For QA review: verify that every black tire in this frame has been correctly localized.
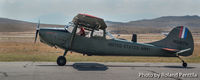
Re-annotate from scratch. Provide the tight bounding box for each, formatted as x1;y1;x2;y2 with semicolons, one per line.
182;62;187;68
57;56;66;66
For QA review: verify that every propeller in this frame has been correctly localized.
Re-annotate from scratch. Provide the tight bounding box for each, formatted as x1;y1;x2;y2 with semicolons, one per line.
34;20;40;43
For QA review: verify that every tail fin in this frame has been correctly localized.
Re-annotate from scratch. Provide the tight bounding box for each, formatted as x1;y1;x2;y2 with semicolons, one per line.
150;26;194;56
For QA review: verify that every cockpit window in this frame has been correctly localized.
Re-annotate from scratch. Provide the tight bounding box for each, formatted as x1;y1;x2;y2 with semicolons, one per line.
93;30;103;37
64;22;114;39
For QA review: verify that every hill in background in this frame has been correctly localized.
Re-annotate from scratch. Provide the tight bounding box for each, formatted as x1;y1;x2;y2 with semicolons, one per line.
0;18;63;32
106;15;200;34
0;15;200;33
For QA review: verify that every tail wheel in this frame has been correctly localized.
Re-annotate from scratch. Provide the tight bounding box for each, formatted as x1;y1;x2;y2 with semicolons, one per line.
57;56;66;66
177;56;187;68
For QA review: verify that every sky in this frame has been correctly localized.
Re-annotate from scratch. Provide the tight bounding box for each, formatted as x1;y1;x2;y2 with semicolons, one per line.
0;0;200;25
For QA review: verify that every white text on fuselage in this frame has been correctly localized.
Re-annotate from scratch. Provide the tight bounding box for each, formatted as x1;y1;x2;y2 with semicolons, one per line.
108;43;150;51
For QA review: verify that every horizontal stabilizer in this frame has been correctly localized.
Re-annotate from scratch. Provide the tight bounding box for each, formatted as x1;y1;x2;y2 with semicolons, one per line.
176;48;191;54
162;48;191;55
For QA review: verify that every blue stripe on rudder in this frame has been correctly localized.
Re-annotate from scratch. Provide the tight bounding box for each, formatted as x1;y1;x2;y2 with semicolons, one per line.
184;28;188;39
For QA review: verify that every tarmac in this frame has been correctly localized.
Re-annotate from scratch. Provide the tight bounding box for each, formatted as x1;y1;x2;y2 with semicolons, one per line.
0;62;199;80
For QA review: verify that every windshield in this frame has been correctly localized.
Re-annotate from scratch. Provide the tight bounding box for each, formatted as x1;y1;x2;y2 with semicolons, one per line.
64;22;75;33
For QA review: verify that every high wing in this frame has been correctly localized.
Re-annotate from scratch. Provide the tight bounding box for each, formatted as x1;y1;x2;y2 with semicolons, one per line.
72;13;107;30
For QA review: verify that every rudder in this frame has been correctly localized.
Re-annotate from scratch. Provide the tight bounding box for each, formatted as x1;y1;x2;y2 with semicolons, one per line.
150;26;194;56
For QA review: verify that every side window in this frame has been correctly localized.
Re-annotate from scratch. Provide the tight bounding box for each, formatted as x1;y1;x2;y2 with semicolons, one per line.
93;30;104;37
106;31;115;39
76;27;90;38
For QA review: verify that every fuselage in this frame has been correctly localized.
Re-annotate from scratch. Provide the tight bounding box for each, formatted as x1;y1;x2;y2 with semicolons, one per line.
39;28;177;57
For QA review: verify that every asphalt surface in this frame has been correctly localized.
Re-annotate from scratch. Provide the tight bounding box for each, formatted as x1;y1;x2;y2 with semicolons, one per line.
0;62;199;80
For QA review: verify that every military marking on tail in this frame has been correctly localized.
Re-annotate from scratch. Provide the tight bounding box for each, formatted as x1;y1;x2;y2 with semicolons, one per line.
173;40;189;46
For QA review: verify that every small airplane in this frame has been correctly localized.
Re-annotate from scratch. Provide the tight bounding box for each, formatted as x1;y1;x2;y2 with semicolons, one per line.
34;14;194;68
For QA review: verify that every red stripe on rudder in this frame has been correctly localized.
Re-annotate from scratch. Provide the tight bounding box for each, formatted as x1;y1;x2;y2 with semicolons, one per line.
179;26;183;38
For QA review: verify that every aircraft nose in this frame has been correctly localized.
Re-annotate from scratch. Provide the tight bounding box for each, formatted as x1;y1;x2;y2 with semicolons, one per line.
38;29;46;42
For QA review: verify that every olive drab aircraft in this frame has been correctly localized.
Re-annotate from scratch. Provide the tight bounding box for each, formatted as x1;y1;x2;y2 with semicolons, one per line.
34;14;194;68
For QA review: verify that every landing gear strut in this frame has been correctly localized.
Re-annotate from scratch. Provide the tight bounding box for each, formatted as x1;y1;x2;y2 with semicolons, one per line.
177;56;187;68
57;50;68;66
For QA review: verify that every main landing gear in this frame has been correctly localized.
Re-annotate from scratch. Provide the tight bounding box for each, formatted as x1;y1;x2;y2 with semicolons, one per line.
177;56;187;68
57;50;68;66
